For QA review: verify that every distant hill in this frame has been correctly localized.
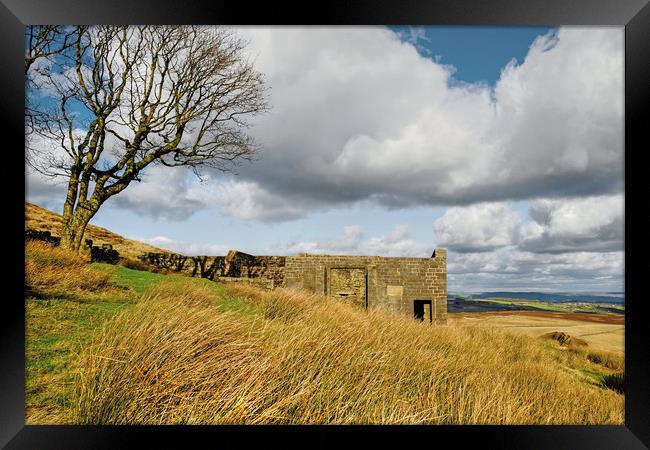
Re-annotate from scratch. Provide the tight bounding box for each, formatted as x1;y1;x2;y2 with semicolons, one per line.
458;291;625;305
25;202;172;260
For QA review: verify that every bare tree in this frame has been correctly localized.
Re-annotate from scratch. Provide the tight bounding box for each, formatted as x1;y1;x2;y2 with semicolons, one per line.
26;26;268;251
25;26;77;74
25;26;78;135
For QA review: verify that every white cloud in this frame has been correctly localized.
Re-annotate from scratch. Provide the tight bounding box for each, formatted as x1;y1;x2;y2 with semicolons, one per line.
400;26;430;46
271;224;430;257
433;195;624;254
29;27;623;224
139;235;233;256
139;223;430;258
436;194;625;290
278;225;364;255
451;250;624;292
209;179;324;222
519;194;624;253
213;26;623;221
396;26;433;55
362;224;432;257
136;214;623;291
108;165;208;221
434;202;522;252
25;168;67;213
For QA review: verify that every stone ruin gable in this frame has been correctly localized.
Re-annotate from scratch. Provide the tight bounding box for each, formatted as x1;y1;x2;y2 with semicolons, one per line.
282;249;447;323
219;250;286;288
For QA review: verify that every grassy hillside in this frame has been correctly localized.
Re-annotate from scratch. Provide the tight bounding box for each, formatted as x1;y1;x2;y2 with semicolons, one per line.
25;241;624;425
25;202;171;260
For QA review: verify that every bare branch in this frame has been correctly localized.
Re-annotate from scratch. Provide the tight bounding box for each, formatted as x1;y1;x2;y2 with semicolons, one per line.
25;25;269;251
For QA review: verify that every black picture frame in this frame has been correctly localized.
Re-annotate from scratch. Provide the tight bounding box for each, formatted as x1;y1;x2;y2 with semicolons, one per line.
3;0;648;447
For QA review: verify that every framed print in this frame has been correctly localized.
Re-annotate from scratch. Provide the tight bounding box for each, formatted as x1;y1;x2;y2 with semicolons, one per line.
3;0;649;447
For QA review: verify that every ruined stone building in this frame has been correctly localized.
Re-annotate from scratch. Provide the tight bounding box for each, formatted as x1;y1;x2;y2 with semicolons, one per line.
139;248;448;324
26;226;447;322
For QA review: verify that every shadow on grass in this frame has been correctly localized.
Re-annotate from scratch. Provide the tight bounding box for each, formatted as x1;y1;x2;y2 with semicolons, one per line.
601;372;624;394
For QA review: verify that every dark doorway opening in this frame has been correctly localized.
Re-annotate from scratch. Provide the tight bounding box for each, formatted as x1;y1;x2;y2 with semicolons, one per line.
414;300;433;323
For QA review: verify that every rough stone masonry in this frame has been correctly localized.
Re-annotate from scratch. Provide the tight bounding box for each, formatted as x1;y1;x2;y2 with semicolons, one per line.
140;248;448;324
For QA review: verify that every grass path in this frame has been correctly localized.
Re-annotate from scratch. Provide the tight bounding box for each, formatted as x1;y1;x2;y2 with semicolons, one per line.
26;250;262;423
26;258;184;423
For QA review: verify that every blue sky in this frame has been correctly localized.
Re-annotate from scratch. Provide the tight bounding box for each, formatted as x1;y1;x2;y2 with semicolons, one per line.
26;26;624;292
390;26;555;85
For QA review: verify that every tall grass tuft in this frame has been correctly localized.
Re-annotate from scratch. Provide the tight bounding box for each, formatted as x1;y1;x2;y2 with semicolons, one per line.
26;241;112;295
72;283;624;425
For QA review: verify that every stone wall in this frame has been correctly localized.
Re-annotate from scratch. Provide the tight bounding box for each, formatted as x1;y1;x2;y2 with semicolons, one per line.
25;229;61;246
283;250;447;323
139;247;447;323
27;227;448;322
86;242;120;264
138;250;287;288
26;228;120;264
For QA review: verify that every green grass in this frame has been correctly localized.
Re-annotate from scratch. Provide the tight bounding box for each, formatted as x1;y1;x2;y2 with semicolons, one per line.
101;262;260;316
214;290;263;316
476;298;515;306
92;263;172;295
479;298;569;312
26;298;136;422
579;368;606;383
523;302;569;312
479;297;620;314
26;246;160;423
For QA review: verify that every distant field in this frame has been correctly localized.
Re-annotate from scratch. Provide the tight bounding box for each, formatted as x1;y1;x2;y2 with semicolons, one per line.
465;291;625;304
448;296;625;315
448;312;624;354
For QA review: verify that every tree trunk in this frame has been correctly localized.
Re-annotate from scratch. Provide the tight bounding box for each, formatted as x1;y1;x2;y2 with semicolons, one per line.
59;205;96;252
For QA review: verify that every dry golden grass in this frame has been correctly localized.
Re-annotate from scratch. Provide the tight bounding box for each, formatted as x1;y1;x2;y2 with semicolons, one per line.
73;283;624;425
25;202;171;260
577;347;624;372
26;241;113;295
25;238;624;425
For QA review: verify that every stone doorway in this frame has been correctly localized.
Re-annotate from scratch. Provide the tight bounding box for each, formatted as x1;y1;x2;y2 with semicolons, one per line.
329;268;367;309
414;300;433;323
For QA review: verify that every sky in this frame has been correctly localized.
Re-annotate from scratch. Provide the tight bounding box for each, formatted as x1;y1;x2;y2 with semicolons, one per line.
26;26;625;293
